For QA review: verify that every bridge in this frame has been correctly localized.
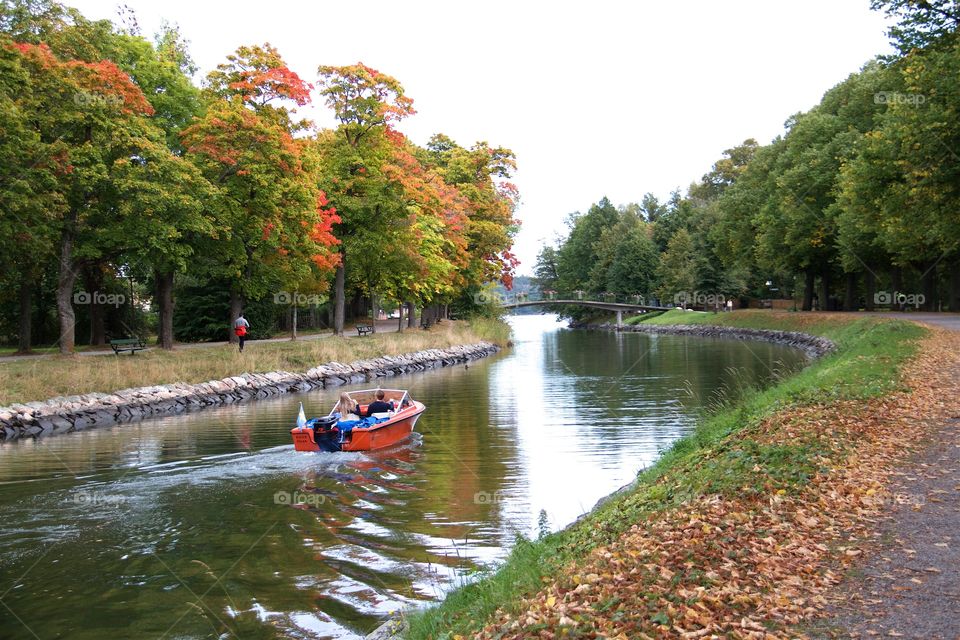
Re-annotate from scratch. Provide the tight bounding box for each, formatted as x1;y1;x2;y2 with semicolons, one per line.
496;291;672;327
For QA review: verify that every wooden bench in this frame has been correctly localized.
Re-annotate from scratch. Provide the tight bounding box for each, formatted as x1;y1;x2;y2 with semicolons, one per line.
356;324;373;336
110;337;148;355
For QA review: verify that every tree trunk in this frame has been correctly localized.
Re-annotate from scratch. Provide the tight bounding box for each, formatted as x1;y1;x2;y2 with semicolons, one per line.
844;272;857;312
949;261;960;312
156;270;175;349
819;268;831;312
291;303;298;340
229;287;242;343
407;301;416;328
56;230;78;355
802;269;814;311
921;261;937;311
85;267;106;346
370;291;378;334
334;261;345;336
351;289;365;320
17;269;32;354
891;266;903;311
397;303;404;333
864;270;876;311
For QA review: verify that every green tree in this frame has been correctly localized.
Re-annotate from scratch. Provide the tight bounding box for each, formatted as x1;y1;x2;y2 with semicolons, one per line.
600;211;659;297
656;228;698;306
871;0;960;53
316;62;415;334
533;245;559;293
555;197;618;293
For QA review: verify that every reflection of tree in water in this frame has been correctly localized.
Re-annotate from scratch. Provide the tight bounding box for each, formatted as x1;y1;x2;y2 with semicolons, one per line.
546;328;806;437
0;322;808;640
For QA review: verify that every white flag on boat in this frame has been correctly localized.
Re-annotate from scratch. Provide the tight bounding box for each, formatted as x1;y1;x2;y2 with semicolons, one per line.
296;402;307;428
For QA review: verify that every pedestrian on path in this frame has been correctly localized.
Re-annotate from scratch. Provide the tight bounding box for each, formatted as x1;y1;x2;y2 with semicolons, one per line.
234;314;250;353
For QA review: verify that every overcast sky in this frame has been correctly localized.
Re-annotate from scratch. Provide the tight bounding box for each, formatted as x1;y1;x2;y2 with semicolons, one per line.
70;0;894;275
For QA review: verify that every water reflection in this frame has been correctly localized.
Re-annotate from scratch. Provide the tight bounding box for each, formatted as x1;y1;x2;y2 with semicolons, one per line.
0;315;806;639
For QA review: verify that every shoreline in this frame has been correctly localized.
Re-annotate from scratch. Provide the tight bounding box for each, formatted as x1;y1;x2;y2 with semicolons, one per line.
0;342;499;441
573;320;836;359
368;317;836;640
401;313;929;639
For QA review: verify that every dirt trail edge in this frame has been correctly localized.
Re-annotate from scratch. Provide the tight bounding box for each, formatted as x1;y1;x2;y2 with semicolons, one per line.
812;338;960;638
469;327;960;639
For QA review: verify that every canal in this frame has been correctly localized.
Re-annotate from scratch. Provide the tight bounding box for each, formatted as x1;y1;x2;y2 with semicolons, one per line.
0;315;808;639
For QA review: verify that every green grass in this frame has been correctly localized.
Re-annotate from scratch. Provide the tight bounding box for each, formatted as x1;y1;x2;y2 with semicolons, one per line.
622;310;667;325
402;312;926;639
630;308;711;324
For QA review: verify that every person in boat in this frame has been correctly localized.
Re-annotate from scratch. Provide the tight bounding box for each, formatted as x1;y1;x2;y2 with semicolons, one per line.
364;390;394;416
334;392;360;421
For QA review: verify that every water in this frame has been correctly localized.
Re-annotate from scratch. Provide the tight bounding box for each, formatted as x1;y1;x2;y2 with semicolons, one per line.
0;315;807;639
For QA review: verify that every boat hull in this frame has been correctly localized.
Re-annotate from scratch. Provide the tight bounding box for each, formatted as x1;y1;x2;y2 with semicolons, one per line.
291;402;425;452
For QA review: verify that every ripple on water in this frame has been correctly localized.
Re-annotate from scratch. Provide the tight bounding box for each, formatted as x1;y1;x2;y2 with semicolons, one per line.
0;315;809;639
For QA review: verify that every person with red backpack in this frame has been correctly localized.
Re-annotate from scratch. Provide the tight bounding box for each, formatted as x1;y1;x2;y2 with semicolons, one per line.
233;314;250;352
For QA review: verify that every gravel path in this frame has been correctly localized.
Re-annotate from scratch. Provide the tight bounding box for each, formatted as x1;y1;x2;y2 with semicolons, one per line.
814;325;960;639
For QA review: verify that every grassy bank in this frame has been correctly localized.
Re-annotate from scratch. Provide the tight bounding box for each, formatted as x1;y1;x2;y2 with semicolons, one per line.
404;311;926;638
0;318;509;406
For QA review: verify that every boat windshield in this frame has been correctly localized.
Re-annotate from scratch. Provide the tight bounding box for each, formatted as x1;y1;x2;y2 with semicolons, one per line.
336;389;409;410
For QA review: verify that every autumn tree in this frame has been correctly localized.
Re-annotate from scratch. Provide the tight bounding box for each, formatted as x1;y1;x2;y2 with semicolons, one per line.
315;62;415;334
0;38;62;352
425;135;520;298
5;40;159;353
183;44;338;340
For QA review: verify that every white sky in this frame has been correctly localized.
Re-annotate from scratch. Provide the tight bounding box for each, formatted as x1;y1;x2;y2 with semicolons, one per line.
69;0;894;275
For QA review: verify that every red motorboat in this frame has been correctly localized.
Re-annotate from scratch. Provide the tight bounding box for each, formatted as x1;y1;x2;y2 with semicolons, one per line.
291;388;425;452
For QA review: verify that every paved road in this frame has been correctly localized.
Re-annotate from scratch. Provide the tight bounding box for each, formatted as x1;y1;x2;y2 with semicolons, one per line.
855;311;960;332
0;319;406;364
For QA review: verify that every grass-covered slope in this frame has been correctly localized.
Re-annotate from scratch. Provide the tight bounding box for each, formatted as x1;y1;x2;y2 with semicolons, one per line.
404;312;925;639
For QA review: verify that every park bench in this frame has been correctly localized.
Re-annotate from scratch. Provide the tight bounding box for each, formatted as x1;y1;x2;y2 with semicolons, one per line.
356;324;373;336
110;337;148;355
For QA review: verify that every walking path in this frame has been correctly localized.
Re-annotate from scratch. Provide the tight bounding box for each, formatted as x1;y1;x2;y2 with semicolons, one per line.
816;417;960;638
814;315;960;639
0;319;404;364
857;311;960;332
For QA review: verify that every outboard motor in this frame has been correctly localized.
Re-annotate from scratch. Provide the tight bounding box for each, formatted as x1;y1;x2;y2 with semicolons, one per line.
310;415;342;452
311;415;338;432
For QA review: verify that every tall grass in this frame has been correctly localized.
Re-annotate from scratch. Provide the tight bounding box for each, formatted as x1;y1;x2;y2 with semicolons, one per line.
0;319;509;405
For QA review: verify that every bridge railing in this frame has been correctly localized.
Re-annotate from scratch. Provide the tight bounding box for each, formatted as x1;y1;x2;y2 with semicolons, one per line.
489;291;663;307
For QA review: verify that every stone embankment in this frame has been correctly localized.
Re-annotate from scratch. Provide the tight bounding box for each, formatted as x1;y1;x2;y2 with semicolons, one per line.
0;342;499;440
579;322;836;359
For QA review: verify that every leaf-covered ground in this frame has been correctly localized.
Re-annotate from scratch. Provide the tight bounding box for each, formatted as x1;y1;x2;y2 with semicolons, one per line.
471;328;960;639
